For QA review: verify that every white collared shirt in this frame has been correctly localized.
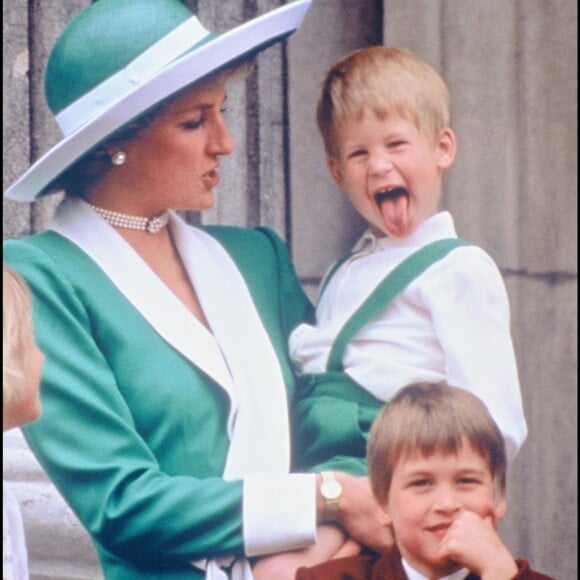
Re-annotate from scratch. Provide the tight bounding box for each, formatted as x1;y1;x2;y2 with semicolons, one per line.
289;212;527;461
402;556;469;580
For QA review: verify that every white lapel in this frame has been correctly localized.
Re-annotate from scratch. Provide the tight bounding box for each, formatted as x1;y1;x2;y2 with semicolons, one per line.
50;198;290;476
171;216;290;477
50;198;236;402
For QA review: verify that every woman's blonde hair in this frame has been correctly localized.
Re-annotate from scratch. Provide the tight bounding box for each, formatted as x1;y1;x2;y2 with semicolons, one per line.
3;264;34;409
367;381;507;504
317;46;451;157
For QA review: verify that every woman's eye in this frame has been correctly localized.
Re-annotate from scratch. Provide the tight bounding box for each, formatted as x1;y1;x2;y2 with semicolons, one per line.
182;117;205;130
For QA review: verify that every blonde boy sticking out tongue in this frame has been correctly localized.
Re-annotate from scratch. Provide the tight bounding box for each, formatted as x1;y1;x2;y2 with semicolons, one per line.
288;47;527;558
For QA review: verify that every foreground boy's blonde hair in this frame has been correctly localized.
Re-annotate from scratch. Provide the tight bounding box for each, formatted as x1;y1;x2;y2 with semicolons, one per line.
317;46;451;157
3;264;34;408
367;381;507;504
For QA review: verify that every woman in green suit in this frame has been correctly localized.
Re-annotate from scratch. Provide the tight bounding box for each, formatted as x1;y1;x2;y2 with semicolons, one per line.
3;1;391;578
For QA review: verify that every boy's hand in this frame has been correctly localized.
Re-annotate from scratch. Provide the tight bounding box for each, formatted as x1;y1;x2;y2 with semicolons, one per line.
332;474;394;552
437;510;518;580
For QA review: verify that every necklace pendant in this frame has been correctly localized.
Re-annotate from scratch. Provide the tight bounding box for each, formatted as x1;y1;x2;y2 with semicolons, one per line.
89;203;169;234
146;216;167;234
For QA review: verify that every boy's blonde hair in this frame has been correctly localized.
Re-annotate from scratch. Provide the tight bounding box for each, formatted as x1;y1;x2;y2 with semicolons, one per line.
317;46;451;157
367;381;507;504
3;264;34;409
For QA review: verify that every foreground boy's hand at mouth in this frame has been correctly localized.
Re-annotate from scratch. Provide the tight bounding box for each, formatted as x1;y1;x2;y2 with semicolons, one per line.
436;510;518;580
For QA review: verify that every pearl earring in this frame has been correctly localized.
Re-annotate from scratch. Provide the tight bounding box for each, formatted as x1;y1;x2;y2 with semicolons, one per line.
111;151;127;166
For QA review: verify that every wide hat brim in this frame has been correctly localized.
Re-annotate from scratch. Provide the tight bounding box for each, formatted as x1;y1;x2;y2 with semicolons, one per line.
5;0;311;202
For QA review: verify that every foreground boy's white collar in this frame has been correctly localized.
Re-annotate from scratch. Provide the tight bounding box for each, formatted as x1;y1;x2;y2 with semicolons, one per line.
402;557;469;580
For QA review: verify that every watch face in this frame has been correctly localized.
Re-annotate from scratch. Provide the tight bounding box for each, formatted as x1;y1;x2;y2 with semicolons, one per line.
322;480;342;500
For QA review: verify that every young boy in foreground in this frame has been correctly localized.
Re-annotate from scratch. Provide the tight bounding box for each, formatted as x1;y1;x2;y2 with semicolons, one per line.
296;381;553;579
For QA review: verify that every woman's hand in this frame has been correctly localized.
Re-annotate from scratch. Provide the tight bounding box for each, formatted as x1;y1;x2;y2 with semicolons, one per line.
319;473;394;553
252;524;355;580
330;536;362;559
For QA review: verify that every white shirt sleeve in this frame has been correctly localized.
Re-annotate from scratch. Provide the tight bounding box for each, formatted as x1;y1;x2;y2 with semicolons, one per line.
421;247;528;461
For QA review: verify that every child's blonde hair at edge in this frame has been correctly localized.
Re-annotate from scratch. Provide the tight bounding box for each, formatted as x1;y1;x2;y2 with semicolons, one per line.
3;264;34;409
367;381;507;505
317;46;451;158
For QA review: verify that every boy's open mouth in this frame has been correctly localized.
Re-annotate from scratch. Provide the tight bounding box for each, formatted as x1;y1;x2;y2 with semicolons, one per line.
374;187;409;206
374;187;411;237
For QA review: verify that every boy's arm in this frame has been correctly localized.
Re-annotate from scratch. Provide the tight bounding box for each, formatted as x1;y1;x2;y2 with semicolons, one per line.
424;247;527;461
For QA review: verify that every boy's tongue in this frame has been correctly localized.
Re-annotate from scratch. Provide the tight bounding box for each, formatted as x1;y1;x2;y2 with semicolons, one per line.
376;188;410;237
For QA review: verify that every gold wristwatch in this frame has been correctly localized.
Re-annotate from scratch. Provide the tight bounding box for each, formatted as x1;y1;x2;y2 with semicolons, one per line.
320;471;342;521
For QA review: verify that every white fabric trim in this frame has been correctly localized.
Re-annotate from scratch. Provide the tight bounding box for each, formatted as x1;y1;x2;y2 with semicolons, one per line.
50;199;235;395
244;473;317;557
55;17;211;136
50;198;291;465
169;214;292;473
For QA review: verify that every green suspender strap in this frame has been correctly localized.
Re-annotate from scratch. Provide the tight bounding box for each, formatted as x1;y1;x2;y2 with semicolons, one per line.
326;238;471;372
292;237;471;475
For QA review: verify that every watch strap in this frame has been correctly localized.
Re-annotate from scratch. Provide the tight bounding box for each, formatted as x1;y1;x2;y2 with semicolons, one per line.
320;470;341;521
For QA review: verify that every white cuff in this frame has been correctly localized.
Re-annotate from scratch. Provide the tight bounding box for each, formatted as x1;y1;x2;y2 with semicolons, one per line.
243;473;316;557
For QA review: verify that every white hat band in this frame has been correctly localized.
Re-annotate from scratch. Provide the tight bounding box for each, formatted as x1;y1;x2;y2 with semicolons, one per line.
55;16;212;137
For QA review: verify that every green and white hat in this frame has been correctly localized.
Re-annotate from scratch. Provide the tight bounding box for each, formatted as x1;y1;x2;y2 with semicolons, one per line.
4;0;311;202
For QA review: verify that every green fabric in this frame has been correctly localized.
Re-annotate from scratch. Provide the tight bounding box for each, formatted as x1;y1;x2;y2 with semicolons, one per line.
3;225;313;580
292;238;470;476
45;0;193;113
203;225;315;398
292;371;382;476
327;238;471;371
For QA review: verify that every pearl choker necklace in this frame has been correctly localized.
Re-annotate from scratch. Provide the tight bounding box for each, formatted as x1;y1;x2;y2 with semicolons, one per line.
89;204;169;234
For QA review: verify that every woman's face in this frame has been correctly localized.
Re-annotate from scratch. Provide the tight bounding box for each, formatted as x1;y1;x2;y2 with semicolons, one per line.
96;78;235;214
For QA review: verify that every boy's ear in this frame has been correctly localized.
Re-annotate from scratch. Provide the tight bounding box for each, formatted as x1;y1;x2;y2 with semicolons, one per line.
380;501;393;526
436;127;457;170
327;156;345;189
493;494;508;522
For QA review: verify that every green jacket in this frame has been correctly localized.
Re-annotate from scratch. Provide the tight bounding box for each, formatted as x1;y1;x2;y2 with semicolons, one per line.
4;224;313;579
